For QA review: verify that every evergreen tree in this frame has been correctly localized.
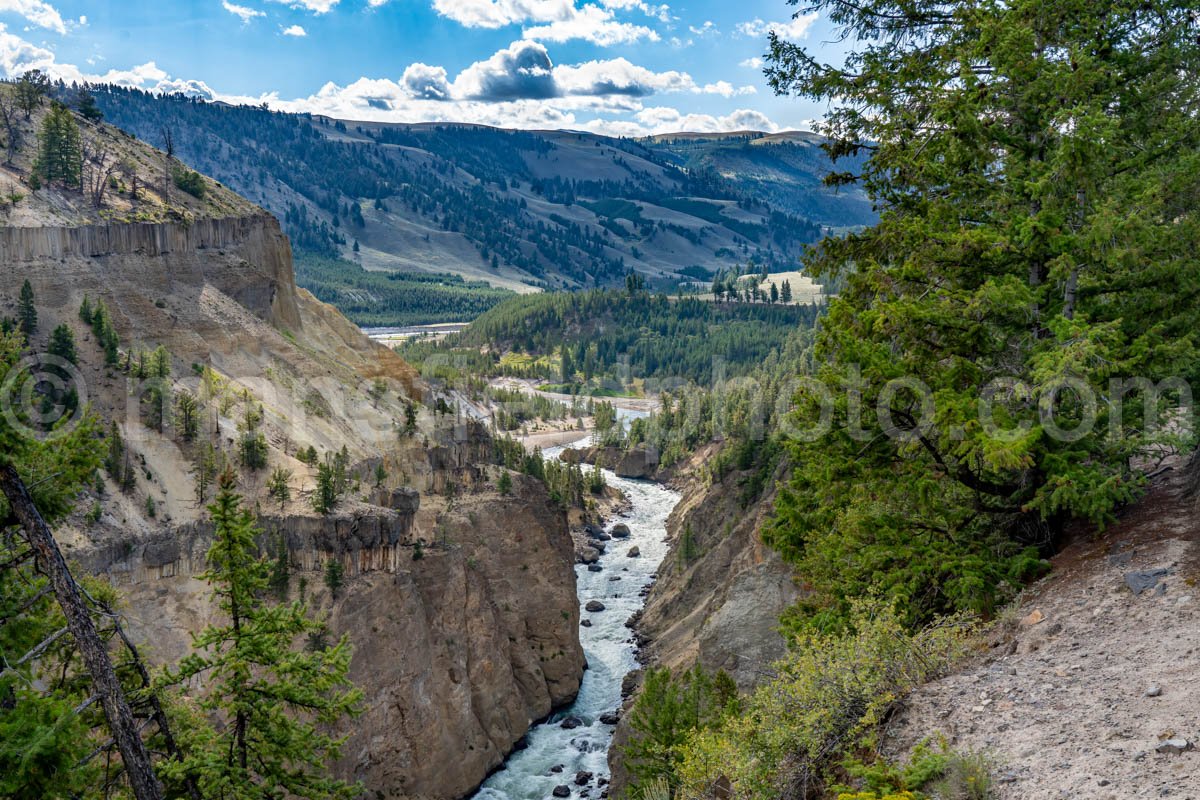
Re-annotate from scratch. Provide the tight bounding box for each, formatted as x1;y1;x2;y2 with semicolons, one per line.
780;280;792;304
33;102;82;189
17;279;35;335
267;466;293;512
312;460;338;514
768;0;1200;626
497;469;513;496
47;323;76;365
324;558;345;599
160;471;362;800
175;390;199;441
78;294;92;325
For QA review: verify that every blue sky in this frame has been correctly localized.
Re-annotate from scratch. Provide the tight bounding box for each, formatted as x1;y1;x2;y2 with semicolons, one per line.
0;0;842;134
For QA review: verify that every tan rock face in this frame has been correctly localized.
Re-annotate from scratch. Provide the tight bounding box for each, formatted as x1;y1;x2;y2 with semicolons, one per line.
608;444;800;798
0;209;582;799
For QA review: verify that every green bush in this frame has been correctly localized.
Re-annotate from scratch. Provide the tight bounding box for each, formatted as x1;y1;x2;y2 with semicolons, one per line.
675;601;972;800
171;164;206;199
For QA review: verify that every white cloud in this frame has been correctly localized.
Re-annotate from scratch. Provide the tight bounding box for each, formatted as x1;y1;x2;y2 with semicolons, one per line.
433;0;659;46
736;12;818;39
522;6;656;46
222;1;265;24
0;0;66;35
687;20;715;36
267;0;338;13
739;56;762;69
282;24;307;35
402;62;451;100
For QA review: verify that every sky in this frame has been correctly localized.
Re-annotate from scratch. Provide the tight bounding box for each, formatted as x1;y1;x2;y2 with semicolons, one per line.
0;0;843;136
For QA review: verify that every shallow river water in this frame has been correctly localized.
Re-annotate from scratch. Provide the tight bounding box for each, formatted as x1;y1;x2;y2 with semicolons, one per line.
473;444;681;800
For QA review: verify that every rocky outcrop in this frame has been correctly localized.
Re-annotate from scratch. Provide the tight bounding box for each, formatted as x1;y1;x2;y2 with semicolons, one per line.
94;474;583;799
561;445;658;479
608;444;800;797
0;215;301;333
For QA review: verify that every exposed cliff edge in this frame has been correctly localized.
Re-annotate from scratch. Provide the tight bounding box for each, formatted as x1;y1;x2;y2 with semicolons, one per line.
1;109;584;799
607;444;801;797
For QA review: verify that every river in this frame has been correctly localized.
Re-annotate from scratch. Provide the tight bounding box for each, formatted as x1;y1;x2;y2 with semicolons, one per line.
473;441;680;800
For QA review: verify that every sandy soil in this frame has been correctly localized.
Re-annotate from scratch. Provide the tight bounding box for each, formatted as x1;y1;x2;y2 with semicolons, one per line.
885;465;1200;799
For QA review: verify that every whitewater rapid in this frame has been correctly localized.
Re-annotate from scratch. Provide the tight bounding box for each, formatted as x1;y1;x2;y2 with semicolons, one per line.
473;442;680;800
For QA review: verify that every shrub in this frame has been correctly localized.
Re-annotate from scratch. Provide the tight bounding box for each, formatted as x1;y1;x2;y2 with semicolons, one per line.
675;601;972;800
171;164;206;199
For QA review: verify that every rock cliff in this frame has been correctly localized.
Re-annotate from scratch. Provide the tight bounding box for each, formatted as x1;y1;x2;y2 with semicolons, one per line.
607;444;800;797
0;111;584;800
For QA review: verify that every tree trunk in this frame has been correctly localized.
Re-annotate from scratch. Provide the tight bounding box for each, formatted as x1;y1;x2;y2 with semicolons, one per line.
0;464;164;800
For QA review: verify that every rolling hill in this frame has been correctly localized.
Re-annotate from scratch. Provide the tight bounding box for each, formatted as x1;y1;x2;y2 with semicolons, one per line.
93;87;872;301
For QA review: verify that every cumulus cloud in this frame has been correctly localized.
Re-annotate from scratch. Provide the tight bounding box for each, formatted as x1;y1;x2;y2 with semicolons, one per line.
267;0;338;13
282;24;307;35
0;0;66;34
222;1;265;24
402;62;452;100
155;78;217;100
434;0;658;46
736;12;818;39
739;56;762;69
522;6;657;46
454;40;556;101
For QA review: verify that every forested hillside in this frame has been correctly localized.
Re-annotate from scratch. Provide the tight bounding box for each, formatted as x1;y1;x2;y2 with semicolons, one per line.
397;284;820;391
92;87;871;301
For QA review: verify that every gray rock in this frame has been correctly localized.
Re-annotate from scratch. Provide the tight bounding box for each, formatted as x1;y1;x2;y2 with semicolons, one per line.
587;564;603;572
610;524;631;538
575;771;594;786
626;546;640;558
553;785;572;797
1155;738;1193;755
1125;568;1169;595
1146;685;1162;697
559;716;583;730
585;600;606;612
599;710;621;725
580;619;592;628
550;765;564;774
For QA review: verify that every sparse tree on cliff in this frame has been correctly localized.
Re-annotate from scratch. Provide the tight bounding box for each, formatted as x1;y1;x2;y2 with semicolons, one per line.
14;69;49;119
33;102;82;190
17;279;36;335
267;466;292;512
158;470;362;800
0;87;24;165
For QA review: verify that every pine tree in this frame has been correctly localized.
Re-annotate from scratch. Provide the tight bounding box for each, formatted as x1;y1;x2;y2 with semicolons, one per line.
174;390;199;441
768;0;1200;626
780;280;792;304
312;460;338;514
33;102;82;189
497;469;513;496
17;279;35;335
47;323;76;365
267;466;293;512
160;472;362;799
78;294;92;325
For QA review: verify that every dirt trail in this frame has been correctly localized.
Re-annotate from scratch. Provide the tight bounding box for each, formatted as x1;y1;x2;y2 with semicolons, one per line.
886;465;1200;799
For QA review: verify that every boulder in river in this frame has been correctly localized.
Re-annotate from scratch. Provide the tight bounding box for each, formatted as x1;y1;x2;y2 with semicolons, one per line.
575;771;594;785
626;546;640;558
610;524;631;538
585;600;607;612
560;716;583;730
599;710;621;725
553;785;572;797
587;564;603;572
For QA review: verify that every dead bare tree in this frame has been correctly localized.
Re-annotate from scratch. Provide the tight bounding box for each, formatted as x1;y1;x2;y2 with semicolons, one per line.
0;464;165;800
82;137;119;208
119;157;140;204
160;126;174;206
0;86;23;165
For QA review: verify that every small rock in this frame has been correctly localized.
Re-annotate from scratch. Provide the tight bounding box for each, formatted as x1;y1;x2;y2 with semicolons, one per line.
580;619;592;628
587;564;603;572
610;524;631;538
553;785;572;797
599;710;621;725
550;765;565;774
585;600;606;613
608;576;621;581
559;716;583;730
1146;685;1162;698
626;546;640;558
1125;568;1169;595
575;771;594;786
1155;738;1193;755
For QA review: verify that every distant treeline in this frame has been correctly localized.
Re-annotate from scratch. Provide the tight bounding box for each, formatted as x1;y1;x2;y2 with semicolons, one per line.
294;254;513;326
400;287;822;386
